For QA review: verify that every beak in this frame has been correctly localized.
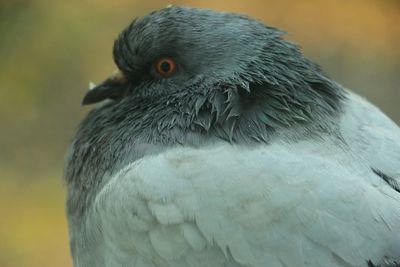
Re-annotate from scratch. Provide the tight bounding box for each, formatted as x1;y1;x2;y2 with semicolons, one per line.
82;70;128;105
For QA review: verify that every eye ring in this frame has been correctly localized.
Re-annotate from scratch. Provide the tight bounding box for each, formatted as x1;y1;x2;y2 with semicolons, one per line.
154;57;177;77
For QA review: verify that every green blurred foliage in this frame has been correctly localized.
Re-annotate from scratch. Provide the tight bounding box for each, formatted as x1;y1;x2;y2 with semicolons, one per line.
0;1;398;266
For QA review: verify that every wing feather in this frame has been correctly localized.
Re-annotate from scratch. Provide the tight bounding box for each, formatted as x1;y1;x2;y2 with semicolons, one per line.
341;91;400;181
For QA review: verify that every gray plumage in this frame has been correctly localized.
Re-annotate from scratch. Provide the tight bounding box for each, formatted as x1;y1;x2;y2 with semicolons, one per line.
64;6;400;267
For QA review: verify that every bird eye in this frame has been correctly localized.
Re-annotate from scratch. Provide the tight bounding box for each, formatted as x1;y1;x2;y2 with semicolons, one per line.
154;57;177;77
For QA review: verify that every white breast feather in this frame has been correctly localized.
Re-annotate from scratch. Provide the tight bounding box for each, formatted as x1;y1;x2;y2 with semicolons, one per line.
91;136;400;267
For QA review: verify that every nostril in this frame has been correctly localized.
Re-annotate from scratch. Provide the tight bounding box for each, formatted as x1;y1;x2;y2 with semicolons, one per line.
110;70;127;85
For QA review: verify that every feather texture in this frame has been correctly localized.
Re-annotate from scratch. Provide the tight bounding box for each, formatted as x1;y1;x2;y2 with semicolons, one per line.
64;7;400;267
83;94;400;267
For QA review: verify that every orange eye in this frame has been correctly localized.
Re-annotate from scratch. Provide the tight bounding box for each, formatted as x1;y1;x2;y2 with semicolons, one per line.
154;57;177;77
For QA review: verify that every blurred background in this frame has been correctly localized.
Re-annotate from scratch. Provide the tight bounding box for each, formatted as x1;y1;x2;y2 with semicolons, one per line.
0;0;399;266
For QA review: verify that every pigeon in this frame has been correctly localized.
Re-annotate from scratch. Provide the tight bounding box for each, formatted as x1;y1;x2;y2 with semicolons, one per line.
64;6;400;267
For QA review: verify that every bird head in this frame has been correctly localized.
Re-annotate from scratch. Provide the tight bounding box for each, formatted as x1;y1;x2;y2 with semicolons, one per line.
83;6;281;104
82;6;343;124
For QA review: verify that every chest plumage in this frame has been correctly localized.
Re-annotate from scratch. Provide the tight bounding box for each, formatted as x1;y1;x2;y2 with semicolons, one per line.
64;6;400;267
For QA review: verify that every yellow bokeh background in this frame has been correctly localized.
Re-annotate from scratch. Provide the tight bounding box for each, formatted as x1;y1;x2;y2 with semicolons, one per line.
0;1;399;266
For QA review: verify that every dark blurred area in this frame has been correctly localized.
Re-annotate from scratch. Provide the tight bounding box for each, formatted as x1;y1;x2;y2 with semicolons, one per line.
0;1;398;266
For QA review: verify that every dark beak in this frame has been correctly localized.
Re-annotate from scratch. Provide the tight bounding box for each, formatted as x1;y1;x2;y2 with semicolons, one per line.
82;70;128;105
